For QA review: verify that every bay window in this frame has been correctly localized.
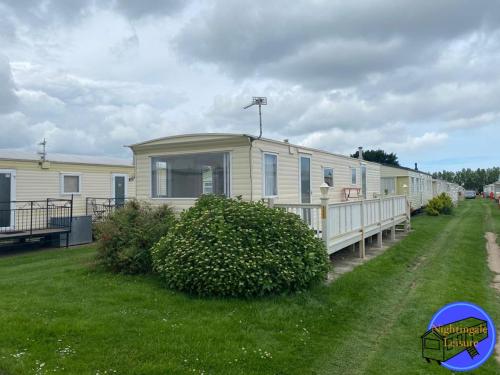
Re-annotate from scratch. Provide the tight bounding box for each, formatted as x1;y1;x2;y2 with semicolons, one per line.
151;152;230;198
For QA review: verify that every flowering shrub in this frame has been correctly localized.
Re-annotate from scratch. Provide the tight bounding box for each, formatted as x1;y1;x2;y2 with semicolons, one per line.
95;200;176;274
425;193;454;216
152;195;329;297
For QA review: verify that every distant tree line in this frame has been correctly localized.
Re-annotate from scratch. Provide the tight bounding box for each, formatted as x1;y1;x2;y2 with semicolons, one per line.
350;149;400;166
432;167;500;192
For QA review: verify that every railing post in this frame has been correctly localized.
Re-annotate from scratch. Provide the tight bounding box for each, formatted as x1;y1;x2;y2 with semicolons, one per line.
267;197;274;208
320;195;329;246
390;196;396;241
359;199;365;258
46;198;49;229
376;196;383;248
30;201;33;236
69;194;74;234
405;196;411;232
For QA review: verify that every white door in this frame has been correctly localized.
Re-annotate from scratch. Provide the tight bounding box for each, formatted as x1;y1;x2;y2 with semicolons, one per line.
0;169;16;230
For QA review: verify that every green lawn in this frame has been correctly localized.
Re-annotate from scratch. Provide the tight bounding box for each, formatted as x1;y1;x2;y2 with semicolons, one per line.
0;199;499;374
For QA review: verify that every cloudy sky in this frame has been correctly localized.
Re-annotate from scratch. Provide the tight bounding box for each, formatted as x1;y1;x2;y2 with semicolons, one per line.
0;0;499;172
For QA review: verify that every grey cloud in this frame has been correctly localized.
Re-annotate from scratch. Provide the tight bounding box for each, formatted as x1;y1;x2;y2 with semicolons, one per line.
176;0;500;87
0;55;18;113
0;112;39;148
0;0;188;27
113;0;185;19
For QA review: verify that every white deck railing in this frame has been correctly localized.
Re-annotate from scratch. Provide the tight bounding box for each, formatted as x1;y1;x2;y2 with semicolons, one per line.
274;203;323;237
275;195;409;255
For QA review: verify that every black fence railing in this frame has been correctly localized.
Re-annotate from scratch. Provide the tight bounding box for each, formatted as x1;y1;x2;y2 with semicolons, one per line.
86;197;132;222
0;198;73;236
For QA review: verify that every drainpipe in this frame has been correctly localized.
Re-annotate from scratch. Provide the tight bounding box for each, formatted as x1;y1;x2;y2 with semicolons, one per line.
248;136;253;201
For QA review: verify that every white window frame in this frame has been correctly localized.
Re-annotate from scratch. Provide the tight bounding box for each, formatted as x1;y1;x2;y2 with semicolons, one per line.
112;173;128;199
0;169;16;230
350;167;357;185
322;166;334;187
262;152;278;198
60;173;82;195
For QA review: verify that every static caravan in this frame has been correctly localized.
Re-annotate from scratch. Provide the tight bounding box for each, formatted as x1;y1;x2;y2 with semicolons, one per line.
0;150;135;246
380;164;433;211
129;133;410;257
432;179;448;196
128;133;382;210
494;181;500;200
484;184;493;198
484;181;500;200
0;150;135;216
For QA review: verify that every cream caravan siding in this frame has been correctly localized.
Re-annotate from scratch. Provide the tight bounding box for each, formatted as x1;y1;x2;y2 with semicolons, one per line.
380;165;434;210
0;159;135;216
250;139;381;204
133;137;251;212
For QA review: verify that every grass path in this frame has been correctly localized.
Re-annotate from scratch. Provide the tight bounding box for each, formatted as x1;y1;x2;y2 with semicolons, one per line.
0;200;499;374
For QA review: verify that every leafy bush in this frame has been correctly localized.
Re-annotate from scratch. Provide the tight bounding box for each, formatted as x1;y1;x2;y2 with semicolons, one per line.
95;200;176;274
152;195;329;297
425;193;453;216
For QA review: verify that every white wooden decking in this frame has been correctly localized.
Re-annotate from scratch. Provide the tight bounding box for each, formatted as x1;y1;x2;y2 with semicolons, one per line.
275;195;409;256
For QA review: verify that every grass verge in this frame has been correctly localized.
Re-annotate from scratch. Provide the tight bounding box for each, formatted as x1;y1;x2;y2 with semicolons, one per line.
0;199;499;374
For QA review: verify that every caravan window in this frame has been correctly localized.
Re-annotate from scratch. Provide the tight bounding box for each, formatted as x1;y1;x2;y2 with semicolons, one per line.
323;167;334;187
351;167;357;184
151;152;230;198
263;153;278;197
60;173;81;194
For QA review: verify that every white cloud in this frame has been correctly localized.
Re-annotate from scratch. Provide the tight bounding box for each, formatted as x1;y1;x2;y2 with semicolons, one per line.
0;0;498;170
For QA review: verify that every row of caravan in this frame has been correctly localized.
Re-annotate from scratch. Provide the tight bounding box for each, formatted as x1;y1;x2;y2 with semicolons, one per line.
1;134;464;221
380;164;463;211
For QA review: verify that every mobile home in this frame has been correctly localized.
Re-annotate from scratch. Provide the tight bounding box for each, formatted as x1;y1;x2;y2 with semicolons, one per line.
129;133;409;256
484;181;500;200
380;164;433;211
0;150;135;234
128;133;382;209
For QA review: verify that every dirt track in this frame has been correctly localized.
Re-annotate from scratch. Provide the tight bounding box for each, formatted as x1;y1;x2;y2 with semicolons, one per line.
485;231;500;363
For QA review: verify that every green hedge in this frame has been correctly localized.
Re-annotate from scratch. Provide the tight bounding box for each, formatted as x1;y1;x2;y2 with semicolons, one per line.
152;195;329;297
95;200;176;274
425;193;454;216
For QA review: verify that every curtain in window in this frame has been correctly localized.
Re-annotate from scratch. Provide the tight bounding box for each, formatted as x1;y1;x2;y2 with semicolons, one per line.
63;175;79;193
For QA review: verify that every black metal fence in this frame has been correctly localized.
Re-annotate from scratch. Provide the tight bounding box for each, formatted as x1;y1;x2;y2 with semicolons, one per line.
86;197;131;222
0;198;73;236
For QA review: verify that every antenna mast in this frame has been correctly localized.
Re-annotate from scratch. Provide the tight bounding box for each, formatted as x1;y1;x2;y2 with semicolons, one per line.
243;97;267;138
38;138;47;161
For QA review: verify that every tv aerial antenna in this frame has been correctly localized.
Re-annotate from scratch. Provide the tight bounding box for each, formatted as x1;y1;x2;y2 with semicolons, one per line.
38;138;47;161
243;97;267;138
